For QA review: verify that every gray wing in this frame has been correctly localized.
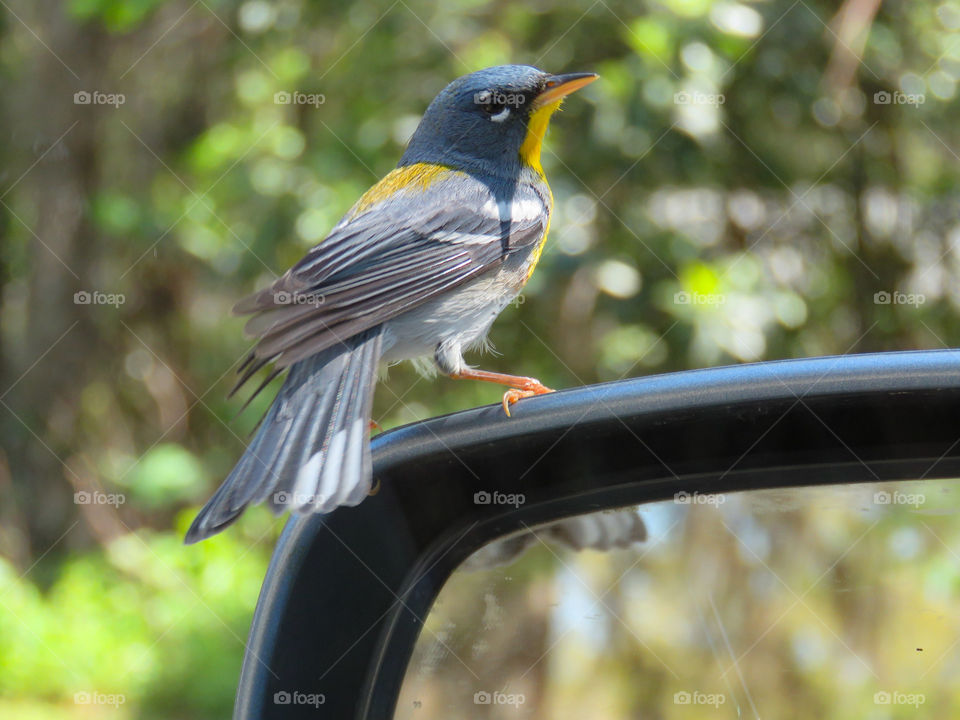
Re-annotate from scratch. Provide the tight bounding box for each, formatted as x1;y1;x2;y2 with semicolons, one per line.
233;172;548;393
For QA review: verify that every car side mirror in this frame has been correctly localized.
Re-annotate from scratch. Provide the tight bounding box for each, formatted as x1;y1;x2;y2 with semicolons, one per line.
232;350;960;719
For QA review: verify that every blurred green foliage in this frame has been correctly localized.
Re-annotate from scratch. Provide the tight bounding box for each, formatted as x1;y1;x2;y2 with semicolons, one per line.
0;518;271;718
2;0;960;716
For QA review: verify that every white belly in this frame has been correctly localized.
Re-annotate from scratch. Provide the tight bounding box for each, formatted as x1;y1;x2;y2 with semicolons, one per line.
380;259;529;374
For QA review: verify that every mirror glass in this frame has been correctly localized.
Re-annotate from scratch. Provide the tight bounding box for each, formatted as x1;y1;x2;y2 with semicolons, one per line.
395;479;960;718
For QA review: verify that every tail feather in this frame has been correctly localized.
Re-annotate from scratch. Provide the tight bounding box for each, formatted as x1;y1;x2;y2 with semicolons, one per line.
287;322;379;511
185;327;384;543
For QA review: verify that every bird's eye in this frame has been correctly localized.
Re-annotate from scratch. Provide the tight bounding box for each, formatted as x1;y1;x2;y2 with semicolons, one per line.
475;90;514;122
485;103;511;123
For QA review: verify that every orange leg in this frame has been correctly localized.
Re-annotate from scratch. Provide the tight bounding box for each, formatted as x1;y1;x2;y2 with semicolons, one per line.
450;368;554;417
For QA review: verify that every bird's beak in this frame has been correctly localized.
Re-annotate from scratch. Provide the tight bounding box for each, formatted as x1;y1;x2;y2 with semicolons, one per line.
532;72;599;109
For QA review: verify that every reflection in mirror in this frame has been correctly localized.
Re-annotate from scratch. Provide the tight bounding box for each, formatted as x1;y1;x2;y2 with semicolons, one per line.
395;479;960;718
463;509;647;570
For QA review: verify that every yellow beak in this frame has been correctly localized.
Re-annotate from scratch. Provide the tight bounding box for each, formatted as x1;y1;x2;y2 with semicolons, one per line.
532;72;599;109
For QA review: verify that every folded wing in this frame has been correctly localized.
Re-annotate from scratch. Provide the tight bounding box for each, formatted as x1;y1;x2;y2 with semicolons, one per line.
233;169;548;393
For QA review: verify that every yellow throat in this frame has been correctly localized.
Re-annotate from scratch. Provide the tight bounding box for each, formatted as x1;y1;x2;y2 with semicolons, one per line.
518;100;565;281
519;99;565;178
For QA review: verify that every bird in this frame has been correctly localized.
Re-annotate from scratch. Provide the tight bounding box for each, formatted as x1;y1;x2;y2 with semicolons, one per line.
185;65;598;543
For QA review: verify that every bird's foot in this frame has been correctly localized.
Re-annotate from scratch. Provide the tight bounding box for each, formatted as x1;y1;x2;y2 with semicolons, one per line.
449;367;554;417
502;380;554;417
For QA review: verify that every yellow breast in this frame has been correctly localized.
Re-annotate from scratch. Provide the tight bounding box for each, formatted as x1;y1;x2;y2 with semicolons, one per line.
523;200;552;283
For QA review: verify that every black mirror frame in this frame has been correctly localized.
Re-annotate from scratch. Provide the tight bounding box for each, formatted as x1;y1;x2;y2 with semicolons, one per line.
232;350;960;719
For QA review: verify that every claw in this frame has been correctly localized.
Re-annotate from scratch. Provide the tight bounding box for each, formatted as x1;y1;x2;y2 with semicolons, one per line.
502;382;554;417
503;389;532;416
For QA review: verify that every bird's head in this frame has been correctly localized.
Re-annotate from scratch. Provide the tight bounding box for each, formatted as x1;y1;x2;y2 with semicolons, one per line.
400;64;598;178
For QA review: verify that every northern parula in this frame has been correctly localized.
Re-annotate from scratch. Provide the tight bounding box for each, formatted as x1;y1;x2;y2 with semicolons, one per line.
186;65;597;542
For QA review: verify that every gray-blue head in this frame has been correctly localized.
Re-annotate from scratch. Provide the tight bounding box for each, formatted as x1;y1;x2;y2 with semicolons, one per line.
400;65;597;178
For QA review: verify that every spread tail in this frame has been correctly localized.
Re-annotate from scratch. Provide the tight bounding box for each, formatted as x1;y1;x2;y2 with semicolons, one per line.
185;327;384;543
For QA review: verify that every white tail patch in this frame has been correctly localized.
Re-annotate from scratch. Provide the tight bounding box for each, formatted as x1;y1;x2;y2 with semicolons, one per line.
316;429;348;508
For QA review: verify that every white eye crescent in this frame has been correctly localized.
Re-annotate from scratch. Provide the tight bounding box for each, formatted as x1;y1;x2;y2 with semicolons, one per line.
490;106;511;123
